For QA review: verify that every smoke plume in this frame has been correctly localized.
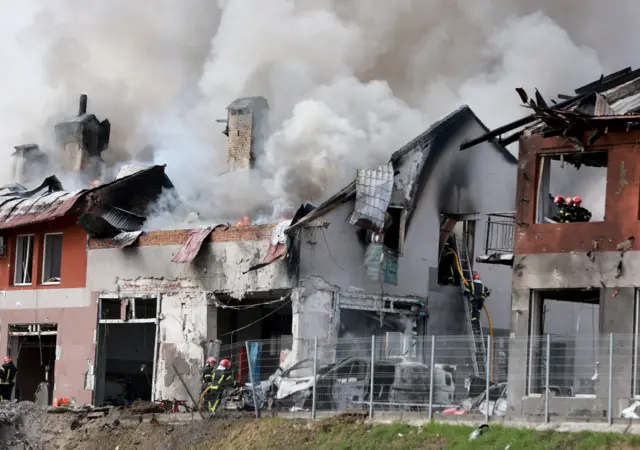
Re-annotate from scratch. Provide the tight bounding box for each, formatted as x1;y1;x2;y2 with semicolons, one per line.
1;0;638;225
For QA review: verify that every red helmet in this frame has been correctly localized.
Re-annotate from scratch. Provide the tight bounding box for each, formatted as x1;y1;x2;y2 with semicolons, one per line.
565;197;574;205
3;356;12;364
472;272;481;280
220;359;231;369
206;356;217;366
572;196;582;205
554;195;565;204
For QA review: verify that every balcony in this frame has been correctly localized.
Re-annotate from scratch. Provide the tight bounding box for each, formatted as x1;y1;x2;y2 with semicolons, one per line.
476;212;515;266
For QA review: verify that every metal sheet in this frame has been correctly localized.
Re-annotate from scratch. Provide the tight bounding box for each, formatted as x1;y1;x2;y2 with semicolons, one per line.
0;191;82;230
364;243;383;281
171;226;213;264
115;164;149;180
111;231;143;248
350;163;394;230
245;242;287;273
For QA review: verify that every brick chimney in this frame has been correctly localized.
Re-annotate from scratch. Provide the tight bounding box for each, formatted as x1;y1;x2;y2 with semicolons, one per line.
54;93;111;179
225;97;269;171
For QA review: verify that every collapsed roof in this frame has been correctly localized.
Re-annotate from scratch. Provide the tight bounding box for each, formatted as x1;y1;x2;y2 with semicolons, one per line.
0;165;175;238
461;67;640;150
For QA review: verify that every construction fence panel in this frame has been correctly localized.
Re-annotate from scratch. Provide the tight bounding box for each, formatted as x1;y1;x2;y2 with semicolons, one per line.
206;333;640;423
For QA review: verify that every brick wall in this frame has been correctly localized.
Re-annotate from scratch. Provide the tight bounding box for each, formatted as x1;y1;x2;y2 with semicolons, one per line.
88;224;275;249
227;112;253;170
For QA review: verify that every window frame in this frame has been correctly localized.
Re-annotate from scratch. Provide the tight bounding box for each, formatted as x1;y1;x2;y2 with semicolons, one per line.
13;234;35;286
41;232;63;285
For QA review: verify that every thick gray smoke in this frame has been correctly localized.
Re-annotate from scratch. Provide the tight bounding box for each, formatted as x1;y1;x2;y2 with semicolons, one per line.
1;0;638;226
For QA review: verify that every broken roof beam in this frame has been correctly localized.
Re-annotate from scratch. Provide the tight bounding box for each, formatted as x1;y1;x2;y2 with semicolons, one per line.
574;67;633;95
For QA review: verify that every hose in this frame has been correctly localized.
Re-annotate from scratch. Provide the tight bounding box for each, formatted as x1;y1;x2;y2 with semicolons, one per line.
198;385;213;409
450;248;494;381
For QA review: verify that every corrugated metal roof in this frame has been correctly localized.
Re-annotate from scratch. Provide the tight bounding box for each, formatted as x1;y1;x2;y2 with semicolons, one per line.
171;226;213;264
0;191;82;230
98;206;146;232
116;164;149;180
111;231;143;248
610;92;640;114
349;163;394;230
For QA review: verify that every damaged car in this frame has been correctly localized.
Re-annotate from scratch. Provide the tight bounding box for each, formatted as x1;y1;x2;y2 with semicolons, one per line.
233;357;456;412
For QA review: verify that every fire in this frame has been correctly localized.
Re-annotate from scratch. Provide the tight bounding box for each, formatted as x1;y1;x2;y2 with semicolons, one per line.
235;216;250;226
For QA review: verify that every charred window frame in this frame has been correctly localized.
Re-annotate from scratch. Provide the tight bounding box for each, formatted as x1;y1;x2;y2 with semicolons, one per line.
535;151;608;224
99;296;158;323
13;234;34;286
383;206;407;255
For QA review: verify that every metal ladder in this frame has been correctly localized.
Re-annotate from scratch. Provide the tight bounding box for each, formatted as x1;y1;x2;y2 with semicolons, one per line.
454;233;487;378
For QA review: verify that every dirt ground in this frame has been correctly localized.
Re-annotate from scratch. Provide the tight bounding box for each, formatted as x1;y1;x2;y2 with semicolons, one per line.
3;401;640;450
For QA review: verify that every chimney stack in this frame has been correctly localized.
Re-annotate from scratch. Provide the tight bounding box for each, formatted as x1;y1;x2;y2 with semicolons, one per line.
78;93;88;116
225;97;269;171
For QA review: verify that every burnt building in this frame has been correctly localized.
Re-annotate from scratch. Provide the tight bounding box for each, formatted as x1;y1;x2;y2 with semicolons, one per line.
464;67;640;418
224;96;269;171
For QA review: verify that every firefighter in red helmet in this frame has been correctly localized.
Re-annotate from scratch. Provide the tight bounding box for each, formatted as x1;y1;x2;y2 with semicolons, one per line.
0;356;17;401
464;272;491;323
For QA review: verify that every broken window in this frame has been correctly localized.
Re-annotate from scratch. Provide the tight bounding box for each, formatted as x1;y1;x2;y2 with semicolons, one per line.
535;152;607;224
134;298;157;319
100;299;122;320
437;216;476;286
42;233;62;284
528;289;600;397
14;235;34;285
383;206;406;254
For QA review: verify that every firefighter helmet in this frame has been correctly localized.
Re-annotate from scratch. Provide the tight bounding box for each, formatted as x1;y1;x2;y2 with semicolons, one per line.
553;195;565;204
206;356;217;366
3;356;12;364
572;196;582;205
472;272;481;281
220;359;231;369
565;197;574;205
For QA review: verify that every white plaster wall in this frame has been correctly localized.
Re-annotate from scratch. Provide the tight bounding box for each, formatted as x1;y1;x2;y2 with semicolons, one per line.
87;240;294;297
153;291;212;402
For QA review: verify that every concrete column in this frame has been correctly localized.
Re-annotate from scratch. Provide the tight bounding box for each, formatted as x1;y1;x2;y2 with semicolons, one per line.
506;288;532;416
599;287;634;417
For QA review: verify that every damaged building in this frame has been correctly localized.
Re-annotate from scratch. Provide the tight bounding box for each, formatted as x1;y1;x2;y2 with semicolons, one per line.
0;92;519;407
463;67;640;418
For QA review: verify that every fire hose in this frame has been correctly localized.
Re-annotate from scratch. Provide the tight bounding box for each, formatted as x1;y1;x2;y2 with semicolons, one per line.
450;248;494;381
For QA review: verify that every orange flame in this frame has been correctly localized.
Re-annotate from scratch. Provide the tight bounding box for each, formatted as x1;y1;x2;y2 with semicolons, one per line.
235;216;250;226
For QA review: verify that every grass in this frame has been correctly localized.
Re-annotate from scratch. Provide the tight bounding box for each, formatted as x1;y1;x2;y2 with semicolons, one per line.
201;418;640;450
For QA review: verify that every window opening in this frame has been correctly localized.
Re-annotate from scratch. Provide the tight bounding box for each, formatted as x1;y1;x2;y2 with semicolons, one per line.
535;152;607;224
42;233;62;284
14;235;34;285
383;206;405;253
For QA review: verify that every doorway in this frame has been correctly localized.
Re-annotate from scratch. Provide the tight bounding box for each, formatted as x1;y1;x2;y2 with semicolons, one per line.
7;323;57;404
94;297;158;406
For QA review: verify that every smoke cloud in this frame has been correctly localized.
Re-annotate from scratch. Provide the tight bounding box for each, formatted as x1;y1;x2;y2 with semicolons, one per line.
1;0;639;225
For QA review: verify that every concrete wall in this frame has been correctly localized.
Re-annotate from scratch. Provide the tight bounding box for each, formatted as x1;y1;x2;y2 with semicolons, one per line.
87;227;294;297
507;252;638;418
296;114;517;335
0;289;97;405
227;112;253;171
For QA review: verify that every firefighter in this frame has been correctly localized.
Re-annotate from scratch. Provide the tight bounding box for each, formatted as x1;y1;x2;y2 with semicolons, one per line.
464;272;491;323
438;240;460;285
201;356;217;408
0;356;17;401
207;359;235;413
569;196;592;222
552;195;571;223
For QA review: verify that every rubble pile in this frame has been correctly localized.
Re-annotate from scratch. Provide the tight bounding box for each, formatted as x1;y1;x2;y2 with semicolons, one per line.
0;401;40;450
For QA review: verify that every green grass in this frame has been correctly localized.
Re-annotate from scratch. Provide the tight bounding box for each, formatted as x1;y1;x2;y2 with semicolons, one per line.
309;421;640;450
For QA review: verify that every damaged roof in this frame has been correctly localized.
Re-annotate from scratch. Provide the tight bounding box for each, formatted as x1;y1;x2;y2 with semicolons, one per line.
288;106;510;232
0;165;174;237
461;67;640;150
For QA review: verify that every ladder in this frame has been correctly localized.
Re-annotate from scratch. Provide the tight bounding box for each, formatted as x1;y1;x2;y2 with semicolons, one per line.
454;233;487;378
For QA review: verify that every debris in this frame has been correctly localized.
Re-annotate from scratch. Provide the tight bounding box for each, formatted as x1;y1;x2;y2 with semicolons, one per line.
613;288;620;298
616;236;635;253
469;424;489;441
622;401;640;419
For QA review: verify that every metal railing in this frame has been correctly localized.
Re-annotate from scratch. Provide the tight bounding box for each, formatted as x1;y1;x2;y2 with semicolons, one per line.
202;333;640;424
483;212;515;254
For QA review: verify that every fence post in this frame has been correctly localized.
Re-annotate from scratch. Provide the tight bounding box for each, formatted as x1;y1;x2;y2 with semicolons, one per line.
428;336;435;421
245;341;260;419
369;335;375;419
485;334;491;423
312;337;318;420
608;333;614;425
544;334;550;424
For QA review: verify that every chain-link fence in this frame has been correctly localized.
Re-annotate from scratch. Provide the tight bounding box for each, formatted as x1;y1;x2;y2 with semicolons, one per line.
209;333;640;423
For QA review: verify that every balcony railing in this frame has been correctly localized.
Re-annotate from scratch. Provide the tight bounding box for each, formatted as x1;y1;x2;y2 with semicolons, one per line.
483;212;515;255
